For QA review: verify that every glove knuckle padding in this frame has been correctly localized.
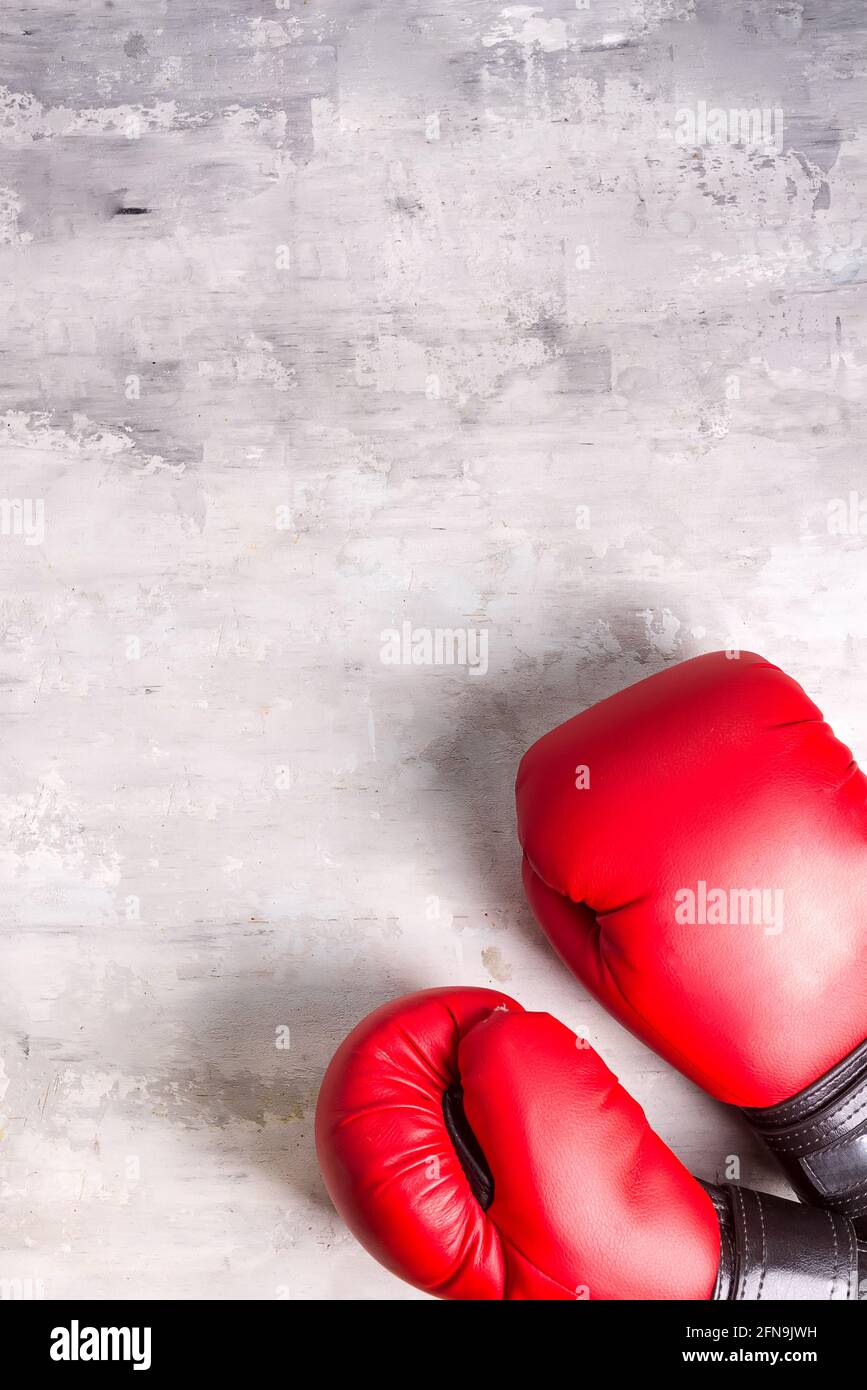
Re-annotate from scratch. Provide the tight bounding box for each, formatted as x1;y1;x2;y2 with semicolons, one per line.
516;651;867;1106
315;988;516;1299
316;988;720;1300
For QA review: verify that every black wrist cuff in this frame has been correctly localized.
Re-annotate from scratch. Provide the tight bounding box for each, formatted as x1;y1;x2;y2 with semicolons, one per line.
702;1183;861;1300
743;1039;867;1237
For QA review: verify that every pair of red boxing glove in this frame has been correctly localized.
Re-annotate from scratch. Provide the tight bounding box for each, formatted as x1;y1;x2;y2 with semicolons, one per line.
316;652;867;1299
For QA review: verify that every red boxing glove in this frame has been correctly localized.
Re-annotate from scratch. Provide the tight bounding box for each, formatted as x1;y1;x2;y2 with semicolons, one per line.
517;651;867;1234
315;987;861;1299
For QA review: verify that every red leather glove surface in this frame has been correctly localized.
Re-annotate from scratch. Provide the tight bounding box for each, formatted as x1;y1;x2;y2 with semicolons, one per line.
315;987;719;1299
517;651;867;1106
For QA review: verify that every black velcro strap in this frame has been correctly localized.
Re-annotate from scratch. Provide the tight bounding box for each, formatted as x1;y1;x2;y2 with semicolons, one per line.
705;1184;859;1301
743;1038;867;1236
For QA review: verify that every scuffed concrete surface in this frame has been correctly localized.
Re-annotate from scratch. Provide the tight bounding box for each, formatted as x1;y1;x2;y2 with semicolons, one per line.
1;1;866;1299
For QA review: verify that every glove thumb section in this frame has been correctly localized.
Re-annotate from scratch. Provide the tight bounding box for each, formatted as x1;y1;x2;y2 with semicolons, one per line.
459;1008;720;1300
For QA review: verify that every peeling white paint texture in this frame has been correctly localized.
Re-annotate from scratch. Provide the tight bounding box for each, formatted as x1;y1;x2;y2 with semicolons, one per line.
0;0;866;1300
